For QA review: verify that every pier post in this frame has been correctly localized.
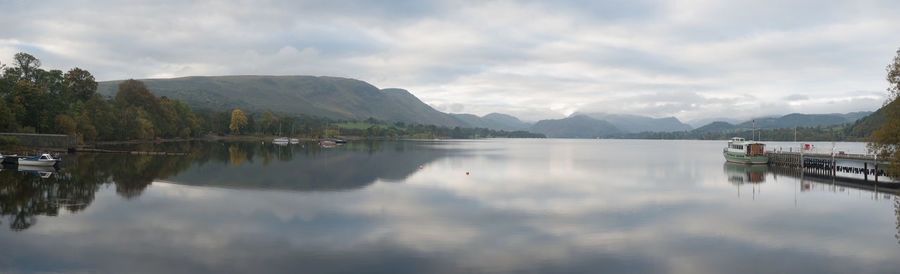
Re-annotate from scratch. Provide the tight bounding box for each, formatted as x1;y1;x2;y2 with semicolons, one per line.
875;163;878;184
864;162;868;181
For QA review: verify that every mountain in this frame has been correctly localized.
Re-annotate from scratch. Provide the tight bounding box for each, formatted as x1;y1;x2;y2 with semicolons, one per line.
529;115;620;138
98;75;465;127
694;121;738;133
735;112;871;129
576;113;692;133
449;112;531;131
686;117;743;128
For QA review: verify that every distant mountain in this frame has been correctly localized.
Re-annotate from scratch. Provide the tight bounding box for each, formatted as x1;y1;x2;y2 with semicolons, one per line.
686;117;743;128
449;113;531;131
735;112;871;129
694;121;738;133
576;113;692;133
529;115;620;138
98;75;465;127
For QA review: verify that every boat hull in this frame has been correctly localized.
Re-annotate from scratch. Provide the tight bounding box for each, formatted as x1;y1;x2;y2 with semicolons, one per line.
17;159;60;166
723;151;768;165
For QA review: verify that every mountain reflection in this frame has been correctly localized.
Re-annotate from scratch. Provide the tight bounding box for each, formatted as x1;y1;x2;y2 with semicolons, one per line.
0;141;449;231
168;141;450;191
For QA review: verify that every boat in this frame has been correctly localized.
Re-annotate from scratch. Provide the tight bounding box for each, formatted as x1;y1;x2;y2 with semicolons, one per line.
290;138;300;144
273;137;289;144
334;139;346;144
319;140;336;148
723;137;768;165
18;153;61;166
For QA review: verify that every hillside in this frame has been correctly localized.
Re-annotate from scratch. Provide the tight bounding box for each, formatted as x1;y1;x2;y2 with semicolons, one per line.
847;100;898;138
98;75;465;127
529;115;620;138
734;112;870;129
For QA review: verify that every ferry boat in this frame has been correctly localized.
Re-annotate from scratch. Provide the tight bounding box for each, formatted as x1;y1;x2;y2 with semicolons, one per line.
723;137;768;165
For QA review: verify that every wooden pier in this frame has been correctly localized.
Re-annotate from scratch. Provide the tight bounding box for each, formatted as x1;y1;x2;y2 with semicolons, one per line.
767;150;891;183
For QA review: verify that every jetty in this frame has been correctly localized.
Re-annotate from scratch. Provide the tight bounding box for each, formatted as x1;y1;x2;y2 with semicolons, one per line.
767;148;891;183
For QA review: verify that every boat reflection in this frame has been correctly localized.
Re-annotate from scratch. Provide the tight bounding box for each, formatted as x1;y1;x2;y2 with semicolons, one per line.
724;162;768;185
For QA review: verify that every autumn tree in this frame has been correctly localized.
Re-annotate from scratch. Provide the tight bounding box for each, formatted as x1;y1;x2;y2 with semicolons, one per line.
63;67;97;101
870;47;900;177
229;109;248;134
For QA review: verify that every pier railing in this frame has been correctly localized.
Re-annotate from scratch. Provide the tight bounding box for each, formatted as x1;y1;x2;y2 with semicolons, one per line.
766;149;891;183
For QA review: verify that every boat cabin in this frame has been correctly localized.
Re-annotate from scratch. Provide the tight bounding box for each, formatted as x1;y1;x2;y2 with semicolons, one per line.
727;137;765;156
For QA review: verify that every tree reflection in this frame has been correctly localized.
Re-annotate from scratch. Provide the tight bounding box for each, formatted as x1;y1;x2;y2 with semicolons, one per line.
0;151;195;230
0;140;450;231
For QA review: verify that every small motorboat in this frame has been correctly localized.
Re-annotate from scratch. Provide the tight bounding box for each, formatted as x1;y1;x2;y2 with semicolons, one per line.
334;139;347;144
18;153;61;166
290;138;300;144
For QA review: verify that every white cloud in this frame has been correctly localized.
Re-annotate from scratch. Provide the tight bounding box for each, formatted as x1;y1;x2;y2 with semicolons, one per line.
0;0;897;121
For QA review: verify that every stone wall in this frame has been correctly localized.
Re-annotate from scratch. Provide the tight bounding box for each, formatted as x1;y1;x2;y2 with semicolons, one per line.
0;133;76;148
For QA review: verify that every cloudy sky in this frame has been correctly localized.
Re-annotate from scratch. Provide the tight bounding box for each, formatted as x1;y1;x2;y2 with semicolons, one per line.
2;0;899;122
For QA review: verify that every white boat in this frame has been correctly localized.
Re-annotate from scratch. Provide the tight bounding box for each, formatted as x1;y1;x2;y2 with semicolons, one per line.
273;137;289;144
723;137;768;165
18;153;61;166
289;138;299;144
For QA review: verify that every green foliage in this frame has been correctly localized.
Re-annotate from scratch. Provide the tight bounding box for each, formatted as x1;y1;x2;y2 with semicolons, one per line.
335;122;379;130
870;47;900;178
0;136;20;147
54;114;76;136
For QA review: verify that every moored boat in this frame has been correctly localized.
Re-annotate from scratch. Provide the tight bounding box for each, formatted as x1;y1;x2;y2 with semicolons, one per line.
723;137;768;165
319;140;336;148
18;153;61;166
273;137;289;144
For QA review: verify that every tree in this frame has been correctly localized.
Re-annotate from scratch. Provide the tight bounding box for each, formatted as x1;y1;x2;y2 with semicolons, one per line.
259;111;276;134
54;114;76;136
12;52;41;82
229;109;248;134
115;79;157;108
870;47;900;178
63;67;97;101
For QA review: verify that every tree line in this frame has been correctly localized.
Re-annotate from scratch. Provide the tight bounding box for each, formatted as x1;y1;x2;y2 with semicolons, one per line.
0;52;543;143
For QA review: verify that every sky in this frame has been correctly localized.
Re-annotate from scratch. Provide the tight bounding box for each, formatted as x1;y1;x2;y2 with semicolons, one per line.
2;0;899;122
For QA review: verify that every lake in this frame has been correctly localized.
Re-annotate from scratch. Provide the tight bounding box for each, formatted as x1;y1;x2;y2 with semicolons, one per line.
1;139;898;273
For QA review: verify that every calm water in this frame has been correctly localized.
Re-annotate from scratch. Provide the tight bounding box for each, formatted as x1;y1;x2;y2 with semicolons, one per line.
1;139;898;273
